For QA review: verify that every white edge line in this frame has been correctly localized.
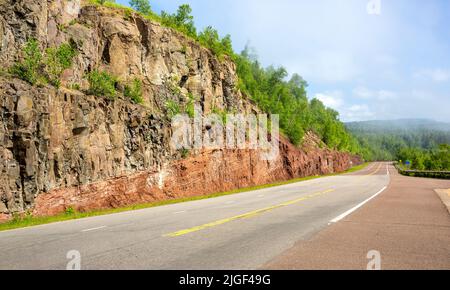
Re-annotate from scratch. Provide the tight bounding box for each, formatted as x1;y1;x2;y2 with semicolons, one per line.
330;186;388;224
81;226;107;232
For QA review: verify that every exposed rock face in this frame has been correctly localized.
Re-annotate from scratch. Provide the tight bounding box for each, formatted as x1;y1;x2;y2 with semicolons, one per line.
0;78;171;214
32;139;360;217
0;1;361;219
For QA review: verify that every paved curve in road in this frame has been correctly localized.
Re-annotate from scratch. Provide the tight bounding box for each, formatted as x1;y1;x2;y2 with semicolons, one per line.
0;162;390;270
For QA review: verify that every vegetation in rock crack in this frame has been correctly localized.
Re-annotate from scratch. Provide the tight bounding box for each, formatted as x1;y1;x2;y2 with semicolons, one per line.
124;78;144;104
9;39;43;85
44;42;77;88
86;70;118;99
165;100;181;119
180;148;190;159
10;39;77;87
185;93;198;119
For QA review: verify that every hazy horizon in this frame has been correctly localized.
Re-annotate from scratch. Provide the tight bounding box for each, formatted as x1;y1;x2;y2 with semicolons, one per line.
344;118;450;124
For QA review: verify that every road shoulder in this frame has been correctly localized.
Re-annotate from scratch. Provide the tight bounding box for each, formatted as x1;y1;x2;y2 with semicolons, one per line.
435;189;450;214
264;165;450;270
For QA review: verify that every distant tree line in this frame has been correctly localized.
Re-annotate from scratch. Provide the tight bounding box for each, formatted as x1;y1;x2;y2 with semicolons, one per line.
397;145;449;171
347;123;450;169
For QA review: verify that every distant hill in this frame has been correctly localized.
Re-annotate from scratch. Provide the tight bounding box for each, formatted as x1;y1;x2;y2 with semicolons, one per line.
345;119;450;161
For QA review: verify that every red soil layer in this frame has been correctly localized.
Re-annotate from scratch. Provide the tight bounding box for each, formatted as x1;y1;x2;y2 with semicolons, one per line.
29;136;361;217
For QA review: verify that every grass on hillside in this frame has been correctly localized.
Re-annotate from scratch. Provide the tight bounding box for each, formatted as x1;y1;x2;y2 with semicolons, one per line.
0;163;369;232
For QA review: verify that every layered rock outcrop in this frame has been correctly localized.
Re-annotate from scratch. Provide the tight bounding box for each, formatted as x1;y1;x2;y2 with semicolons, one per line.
0;0;361;220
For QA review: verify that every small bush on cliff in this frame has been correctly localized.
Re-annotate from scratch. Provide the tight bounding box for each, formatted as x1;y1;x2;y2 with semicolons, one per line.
44;42;78;87
10;39;78;87
9;39;42;85
180;148;190;159
87;70;118;99
165;100;181;119
65;207;76;216
124;78;144;104
185;93;197;119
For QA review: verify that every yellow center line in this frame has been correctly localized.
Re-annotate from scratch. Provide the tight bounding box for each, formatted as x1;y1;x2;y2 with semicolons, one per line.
370;163;383;175
356;162;382;181
164;189;335;237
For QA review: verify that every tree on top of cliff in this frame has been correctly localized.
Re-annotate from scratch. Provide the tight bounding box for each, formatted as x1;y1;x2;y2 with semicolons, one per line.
161;4;197;38
129;0;151;15
198;26;234;60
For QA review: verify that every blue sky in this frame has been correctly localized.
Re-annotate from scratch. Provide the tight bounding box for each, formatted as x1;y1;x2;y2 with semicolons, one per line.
117;0;450;122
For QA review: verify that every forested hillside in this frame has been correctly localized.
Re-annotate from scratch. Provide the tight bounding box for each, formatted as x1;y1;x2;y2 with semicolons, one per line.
235;49;361;152
347;119;450;170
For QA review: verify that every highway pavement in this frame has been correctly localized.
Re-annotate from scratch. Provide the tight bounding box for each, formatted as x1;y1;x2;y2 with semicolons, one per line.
265;164;450;270
0;162;391;270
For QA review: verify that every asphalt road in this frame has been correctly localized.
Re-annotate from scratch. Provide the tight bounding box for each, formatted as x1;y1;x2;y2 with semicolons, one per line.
0;162;390;270
265;164;450;270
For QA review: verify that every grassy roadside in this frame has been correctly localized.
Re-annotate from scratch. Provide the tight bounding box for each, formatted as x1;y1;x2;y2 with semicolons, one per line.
0;162;370;232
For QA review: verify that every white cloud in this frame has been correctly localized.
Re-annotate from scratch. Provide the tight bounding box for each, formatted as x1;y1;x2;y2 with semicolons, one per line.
314;91;344;109
414;69;450;82
353;86;397;100
353;86;373;99
292;51;360;83
377;90;397;100
374;55;398;66
315;91;375;122
342;105;375;121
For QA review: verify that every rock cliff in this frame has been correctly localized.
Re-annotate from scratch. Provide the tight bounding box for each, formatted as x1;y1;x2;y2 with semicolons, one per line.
0;0;361;220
